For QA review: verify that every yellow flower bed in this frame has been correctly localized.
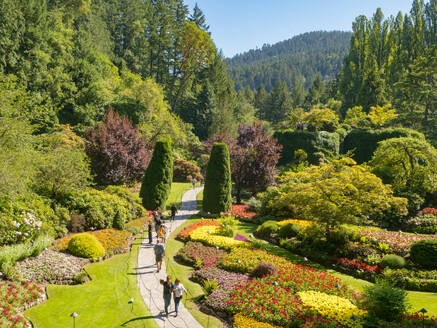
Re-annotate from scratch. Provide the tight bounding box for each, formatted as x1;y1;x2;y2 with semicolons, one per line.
277;219;314;228
189;226;250;250
233;313;281;328
297;291;366;328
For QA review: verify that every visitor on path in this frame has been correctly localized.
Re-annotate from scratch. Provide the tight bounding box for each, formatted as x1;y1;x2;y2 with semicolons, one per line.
170;204;177;221
148;221;153;244
157;223;167;243
160;276;174;317
192;178;196;189
154;241;165;273
172;278;187;317
154;212;162;236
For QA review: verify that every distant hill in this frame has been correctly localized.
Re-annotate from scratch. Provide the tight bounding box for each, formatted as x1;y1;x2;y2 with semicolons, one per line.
226;31;352;92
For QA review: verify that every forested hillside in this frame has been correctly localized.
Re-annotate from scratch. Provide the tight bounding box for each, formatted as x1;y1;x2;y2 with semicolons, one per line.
226;31;351;91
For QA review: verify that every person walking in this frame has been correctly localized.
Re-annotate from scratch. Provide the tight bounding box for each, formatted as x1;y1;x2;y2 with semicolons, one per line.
160;276;174;317
148;221;153;244
170;204;177;222
154;212;162;237
192;177;196;189
157;224;166;243
172;278;187;317
153;241;165;273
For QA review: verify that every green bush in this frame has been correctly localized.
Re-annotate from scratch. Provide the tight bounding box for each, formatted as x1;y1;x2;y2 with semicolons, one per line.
342;128;424;164
203;143;232;214
104;185;146;219
125;226;140;235
405;214;437;234
140;140;173;210
173;158;203;182
256;220;279;238
68;233;105;258
202;279;219;295
273;130;340;165
380;254;406;269
217;216;237;237
410;239;437;269
278;223;301;239
31;234;54;257
112;210;125;230
362;281;408;322
383;268;437;292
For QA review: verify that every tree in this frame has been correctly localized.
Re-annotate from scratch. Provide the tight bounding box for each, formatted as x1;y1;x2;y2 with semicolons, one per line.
371;137;437;211
306;75;325;107
368;104;398;128
303;108;339;132
85;108;149;186
259;157;408;230
203;142;232;213
344;106;369;128
189;3;209;31
140;140;173;210
262;79;292;124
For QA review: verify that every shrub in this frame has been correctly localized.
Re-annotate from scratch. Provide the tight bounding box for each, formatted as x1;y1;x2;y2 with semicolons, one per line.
203;143;232;214
140;140;173;210
382;268;437;292
405;214;437;234
247;197;262;212
68;233;105;258
410;239;437;269
112;210;125;230
256;221;279;238
125;226;140;235
362;281;408;322
217;216;237;237
278;223;301;239
30;234;54;257
249;262;278;278
173;158;203;182
67;213;87;233
104;185;146;219
202;279;219;295
380;254;406;269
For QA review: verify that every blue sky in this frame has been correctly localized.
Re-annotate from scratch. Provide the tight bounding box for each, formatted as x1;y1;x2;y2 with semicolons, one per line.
184;0;413;57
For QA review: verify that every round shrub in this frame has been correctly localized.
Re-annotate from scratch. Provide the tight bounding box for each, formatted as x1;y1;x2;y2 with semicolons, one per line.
249;262;278;279
410;239;437;269
279;223;301;239
380;254;406;269
256;221;279;238
173;158;203;183
68;233;105;258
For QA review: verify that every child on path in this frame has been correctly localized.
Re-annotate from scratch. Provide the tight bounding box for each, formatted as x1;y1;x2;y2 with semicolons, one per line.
172;278;187;317
157;224;167;243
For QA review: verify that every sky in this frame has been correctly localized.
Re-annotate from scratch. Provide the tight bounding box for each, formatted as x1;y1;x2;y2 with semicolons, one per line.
184;0;413;58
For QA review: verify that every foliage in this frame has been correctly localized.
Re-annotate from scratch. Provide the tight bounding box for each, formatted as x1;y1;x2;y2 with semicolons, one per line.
380;255;406;269
335;258;382;277
104;186;146;219
405;214;437;234
233;313;281;328
112;211;125;230
176;220;220;241
278;223;302;239
382;268;437;292
203;142;232;213
277;219;314;228
177;241;227;268
249;262;278;279
303;107;340;132
260;158;408;229
188;226;249;250
67;233;106;258
362;281;408;322
85;108;149;186
344;106;370;128
410;239;437;269
202;279;219;296
173;159;203;183
368;104;398;128
256;221;280;239
140;140;173;210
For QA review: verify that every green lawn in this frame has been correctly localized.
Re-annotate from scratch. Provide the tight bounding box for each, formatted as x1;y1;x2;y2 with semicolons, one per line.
196;189;203;210
166;182;192;210
25;233;159;328
164;217;222;328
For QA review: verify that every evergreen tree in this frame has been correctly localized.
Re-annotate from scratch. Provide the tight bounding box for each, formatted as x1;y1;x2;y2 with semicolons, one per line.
291;77;306;108
254;84;269;116
306;75;326;107
203;142;232;213
140;140;173;210
189;3;209;31
262;80;292;124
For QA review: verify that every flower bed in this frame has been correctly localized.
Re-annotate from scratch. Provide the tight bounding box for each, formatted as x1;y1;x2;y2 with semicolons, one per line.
0;281;44;328
53;229;132;255
189;226;250;250
125;217;150;230
423;208;437;216
193;266;248;288
226;205;257;220
233;313;281;328
176;220;220;241
177;242;227;268
14;250;88;285
335;257;382;278
277;219;314;228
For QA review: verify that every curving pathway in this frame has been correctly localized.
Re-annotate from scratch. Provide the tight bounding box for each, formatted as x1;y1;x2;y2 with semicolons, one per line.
136;187;203;328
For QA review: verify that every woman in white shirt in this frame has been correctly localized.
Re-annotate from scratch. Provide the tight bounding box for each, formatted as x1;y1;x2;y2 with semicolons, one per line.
172;278;187;317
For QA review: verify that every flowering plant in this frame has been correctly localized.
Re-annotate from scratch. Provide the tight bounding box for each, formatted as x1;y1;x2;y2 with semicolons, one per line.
335;257;382;276
176;220;220;241
277;219;314;228
233;313;281;328
189;226;249;250
234;234;250;242
225;205;257;220
423;208;437;216
178;242;227;268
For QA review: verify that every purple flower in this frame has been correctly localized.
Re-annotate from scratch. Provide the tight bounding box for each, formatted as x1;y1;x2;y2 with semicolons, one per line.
234;234;250;242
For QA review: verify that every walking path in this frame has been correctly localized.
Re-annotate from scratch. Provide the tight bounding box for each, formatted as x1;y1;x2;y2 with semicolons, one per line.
137;187;204;328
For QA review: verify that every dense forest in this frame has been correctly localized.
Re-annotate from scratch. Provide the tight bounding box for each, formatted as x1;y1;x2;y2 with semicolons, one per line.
227;31;352;91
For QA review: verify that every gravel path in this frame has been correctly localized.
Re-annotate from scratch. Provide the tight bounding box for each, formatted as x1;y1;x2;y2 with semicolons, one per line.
137;187;204;328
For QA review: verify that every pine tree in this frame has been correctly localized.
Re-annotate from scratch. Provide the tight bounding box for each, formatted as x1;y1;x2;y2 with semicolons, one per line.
263;80;292;124
254;84;268;117
189;2;209;31
203;142;232;213
140;140;173;210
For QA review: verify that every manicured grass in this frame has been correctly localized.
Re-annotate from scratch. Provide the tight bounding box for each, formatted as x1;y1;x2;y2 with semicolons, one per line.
196;189;203;210
25;233;159;328
166;182;192;210
164;217;222;328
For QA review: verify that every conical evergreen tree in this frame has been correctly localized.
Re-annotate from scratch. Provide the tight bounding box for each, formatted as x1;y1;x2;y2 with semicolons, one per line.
203;142;232;213
140;140;173;210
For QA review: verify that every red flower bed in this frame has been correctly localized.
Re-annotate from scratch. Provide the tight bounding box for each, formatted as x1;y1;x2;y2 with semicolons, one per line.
176;220;220;241
178;242;228;268
226;205;257;220
335;257;382;275
423;208;437;216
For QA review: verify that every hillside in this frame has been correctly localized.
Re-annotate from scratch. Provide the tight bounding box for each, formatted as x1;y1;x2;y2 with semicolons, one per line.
227;31;351;91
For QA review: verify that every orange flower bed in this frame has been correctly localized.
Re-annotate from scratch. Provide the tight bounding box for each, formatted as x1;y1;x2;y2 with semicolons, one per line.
177;220;220;241
53;229;132;254
226;205;257;220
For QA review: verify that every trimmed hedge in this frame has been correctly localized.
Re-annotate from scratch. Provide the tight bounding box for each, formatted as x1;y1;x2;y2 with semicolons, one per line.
273;130;340;165
410;239;437;269
68;233;105;258
203;142;232;214
140;140;173;210
342;128;424;163
380;254;406;269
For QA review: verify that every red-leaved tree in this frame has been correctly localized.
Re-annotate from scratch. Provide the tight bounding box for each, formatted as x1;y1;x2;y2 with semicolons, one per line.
205;121;282;203
85;108;150;185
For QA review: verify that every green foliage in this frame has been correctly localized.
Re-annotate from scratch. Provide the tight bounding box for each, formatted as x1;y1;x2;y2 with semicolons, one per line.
125;226;140;235
342;128;424;164
68;233;105;258
362;281;408;322
202;279;219;296
112;211;125;230
140;140;173;210
380;255;406;269
410;239;437;269
382;268;437;292
303;107;339;132
203;143;232;213
217;216;238;237
256;221;280;238
104;186;146;219
173;158;203;183
344;106;369;128
368;104;398;128
274;130;340;166
278;223;302;239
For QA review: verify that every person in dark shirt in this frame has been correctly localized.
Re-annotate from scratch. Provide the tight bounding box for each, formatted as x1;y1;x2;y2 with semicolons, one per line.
160;276;174;317
170;204;177;222
148;221;153;244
